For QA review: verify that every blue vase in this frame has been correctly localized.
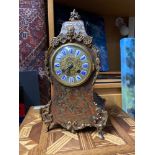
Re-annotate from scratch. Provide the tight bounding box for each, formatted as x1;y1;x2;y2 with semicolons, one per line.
120;38;135;118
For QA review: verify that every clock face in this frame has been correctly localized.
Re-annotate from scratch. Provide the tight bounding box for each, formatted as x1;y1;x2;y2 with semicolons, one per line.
50;43;92;87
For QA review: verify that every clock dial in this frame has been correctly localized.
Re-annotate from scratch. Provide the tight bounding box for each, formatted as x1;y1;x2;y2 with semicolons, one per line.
50;43;92;87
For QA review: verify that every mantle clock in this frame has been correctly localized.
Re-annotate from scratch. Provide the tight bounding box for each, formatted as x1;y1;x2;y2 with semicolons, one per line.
41;9;108;138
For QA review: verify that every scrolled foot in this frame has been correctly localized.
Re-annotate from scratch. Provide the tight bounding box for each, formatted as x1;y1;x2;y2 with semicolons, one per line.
98;130;104;139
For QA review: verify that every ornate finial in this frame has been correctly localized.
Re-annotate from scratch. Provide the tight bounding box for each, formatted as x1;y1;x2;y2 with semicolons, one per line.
69;9;80;21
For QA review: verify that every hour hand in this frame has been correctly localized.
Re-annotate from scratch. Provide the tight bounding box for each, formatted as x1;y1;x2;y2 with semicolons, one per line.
62;64;73;73
68;64;73;70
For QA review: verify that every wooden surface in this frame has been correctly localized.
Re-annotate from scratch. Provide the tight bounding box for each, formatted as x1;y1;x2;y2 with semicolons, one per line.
19;106;134;155
95;88;122;108
94;72;122;108
94;83;121;89
104;16;122;71
48;0;55;44
98;72;121;75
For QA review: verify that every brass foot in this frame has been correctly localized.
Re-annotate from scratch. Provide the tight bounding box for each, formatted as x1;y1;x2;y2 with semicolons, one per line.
98;130;104;139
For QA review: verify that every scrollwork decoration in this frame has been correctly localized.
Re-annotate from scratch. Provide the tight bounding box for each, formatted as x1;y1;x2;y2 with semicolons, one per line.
45;26;99;86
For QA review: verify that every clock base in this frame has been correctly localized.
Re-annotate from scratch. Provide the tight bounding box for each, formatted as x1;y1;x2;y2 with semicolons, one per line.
40;93;108;139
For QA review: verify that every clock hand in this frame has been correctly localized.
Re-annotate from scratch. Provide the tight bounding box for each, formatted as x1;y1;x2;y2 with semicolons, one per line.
66;64;74;74
62;64;73;73
68;64;73;70
77;69;81;73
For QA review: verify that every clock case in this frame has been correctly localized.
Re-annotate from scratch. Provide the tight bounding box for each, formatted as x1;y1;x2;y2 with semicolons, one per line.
41;10;108;138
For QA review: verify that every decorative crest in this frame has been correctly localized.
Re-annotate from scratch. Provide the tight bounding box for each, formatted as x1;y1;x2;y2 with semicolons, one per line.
69;9;80;21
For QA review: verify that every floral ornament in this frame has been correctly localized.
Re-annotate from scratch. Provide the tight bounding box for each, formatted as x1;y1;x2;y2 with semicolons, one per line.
83;36;92;45
38;67;46;79
69;9;80;21
50;37;59;47
58;33;67;44
75;32;84;42
66;25;75;42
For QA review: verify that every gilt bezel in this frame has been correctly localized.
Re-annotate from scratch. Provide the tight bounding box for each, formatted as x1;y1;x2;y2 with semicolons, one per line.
50;43;93;87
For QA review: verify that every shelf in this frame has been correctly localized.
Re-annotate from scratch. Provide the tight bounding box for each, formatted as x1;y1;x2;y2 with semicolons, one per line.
48;1;135;71
99;71;121;75
94;83;121;89
55;0;135;16
48;0;125;108
96;79;121;83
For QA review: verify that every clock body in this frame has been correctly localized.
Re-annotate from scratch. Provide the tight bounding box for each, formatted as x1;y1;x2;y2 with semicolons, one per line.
50;43;93;87
41;10;108;138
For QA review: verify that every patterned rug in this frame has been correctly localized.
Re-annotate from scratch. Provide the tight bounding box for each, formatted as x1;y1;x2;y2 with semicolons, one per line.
19;0;50;104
